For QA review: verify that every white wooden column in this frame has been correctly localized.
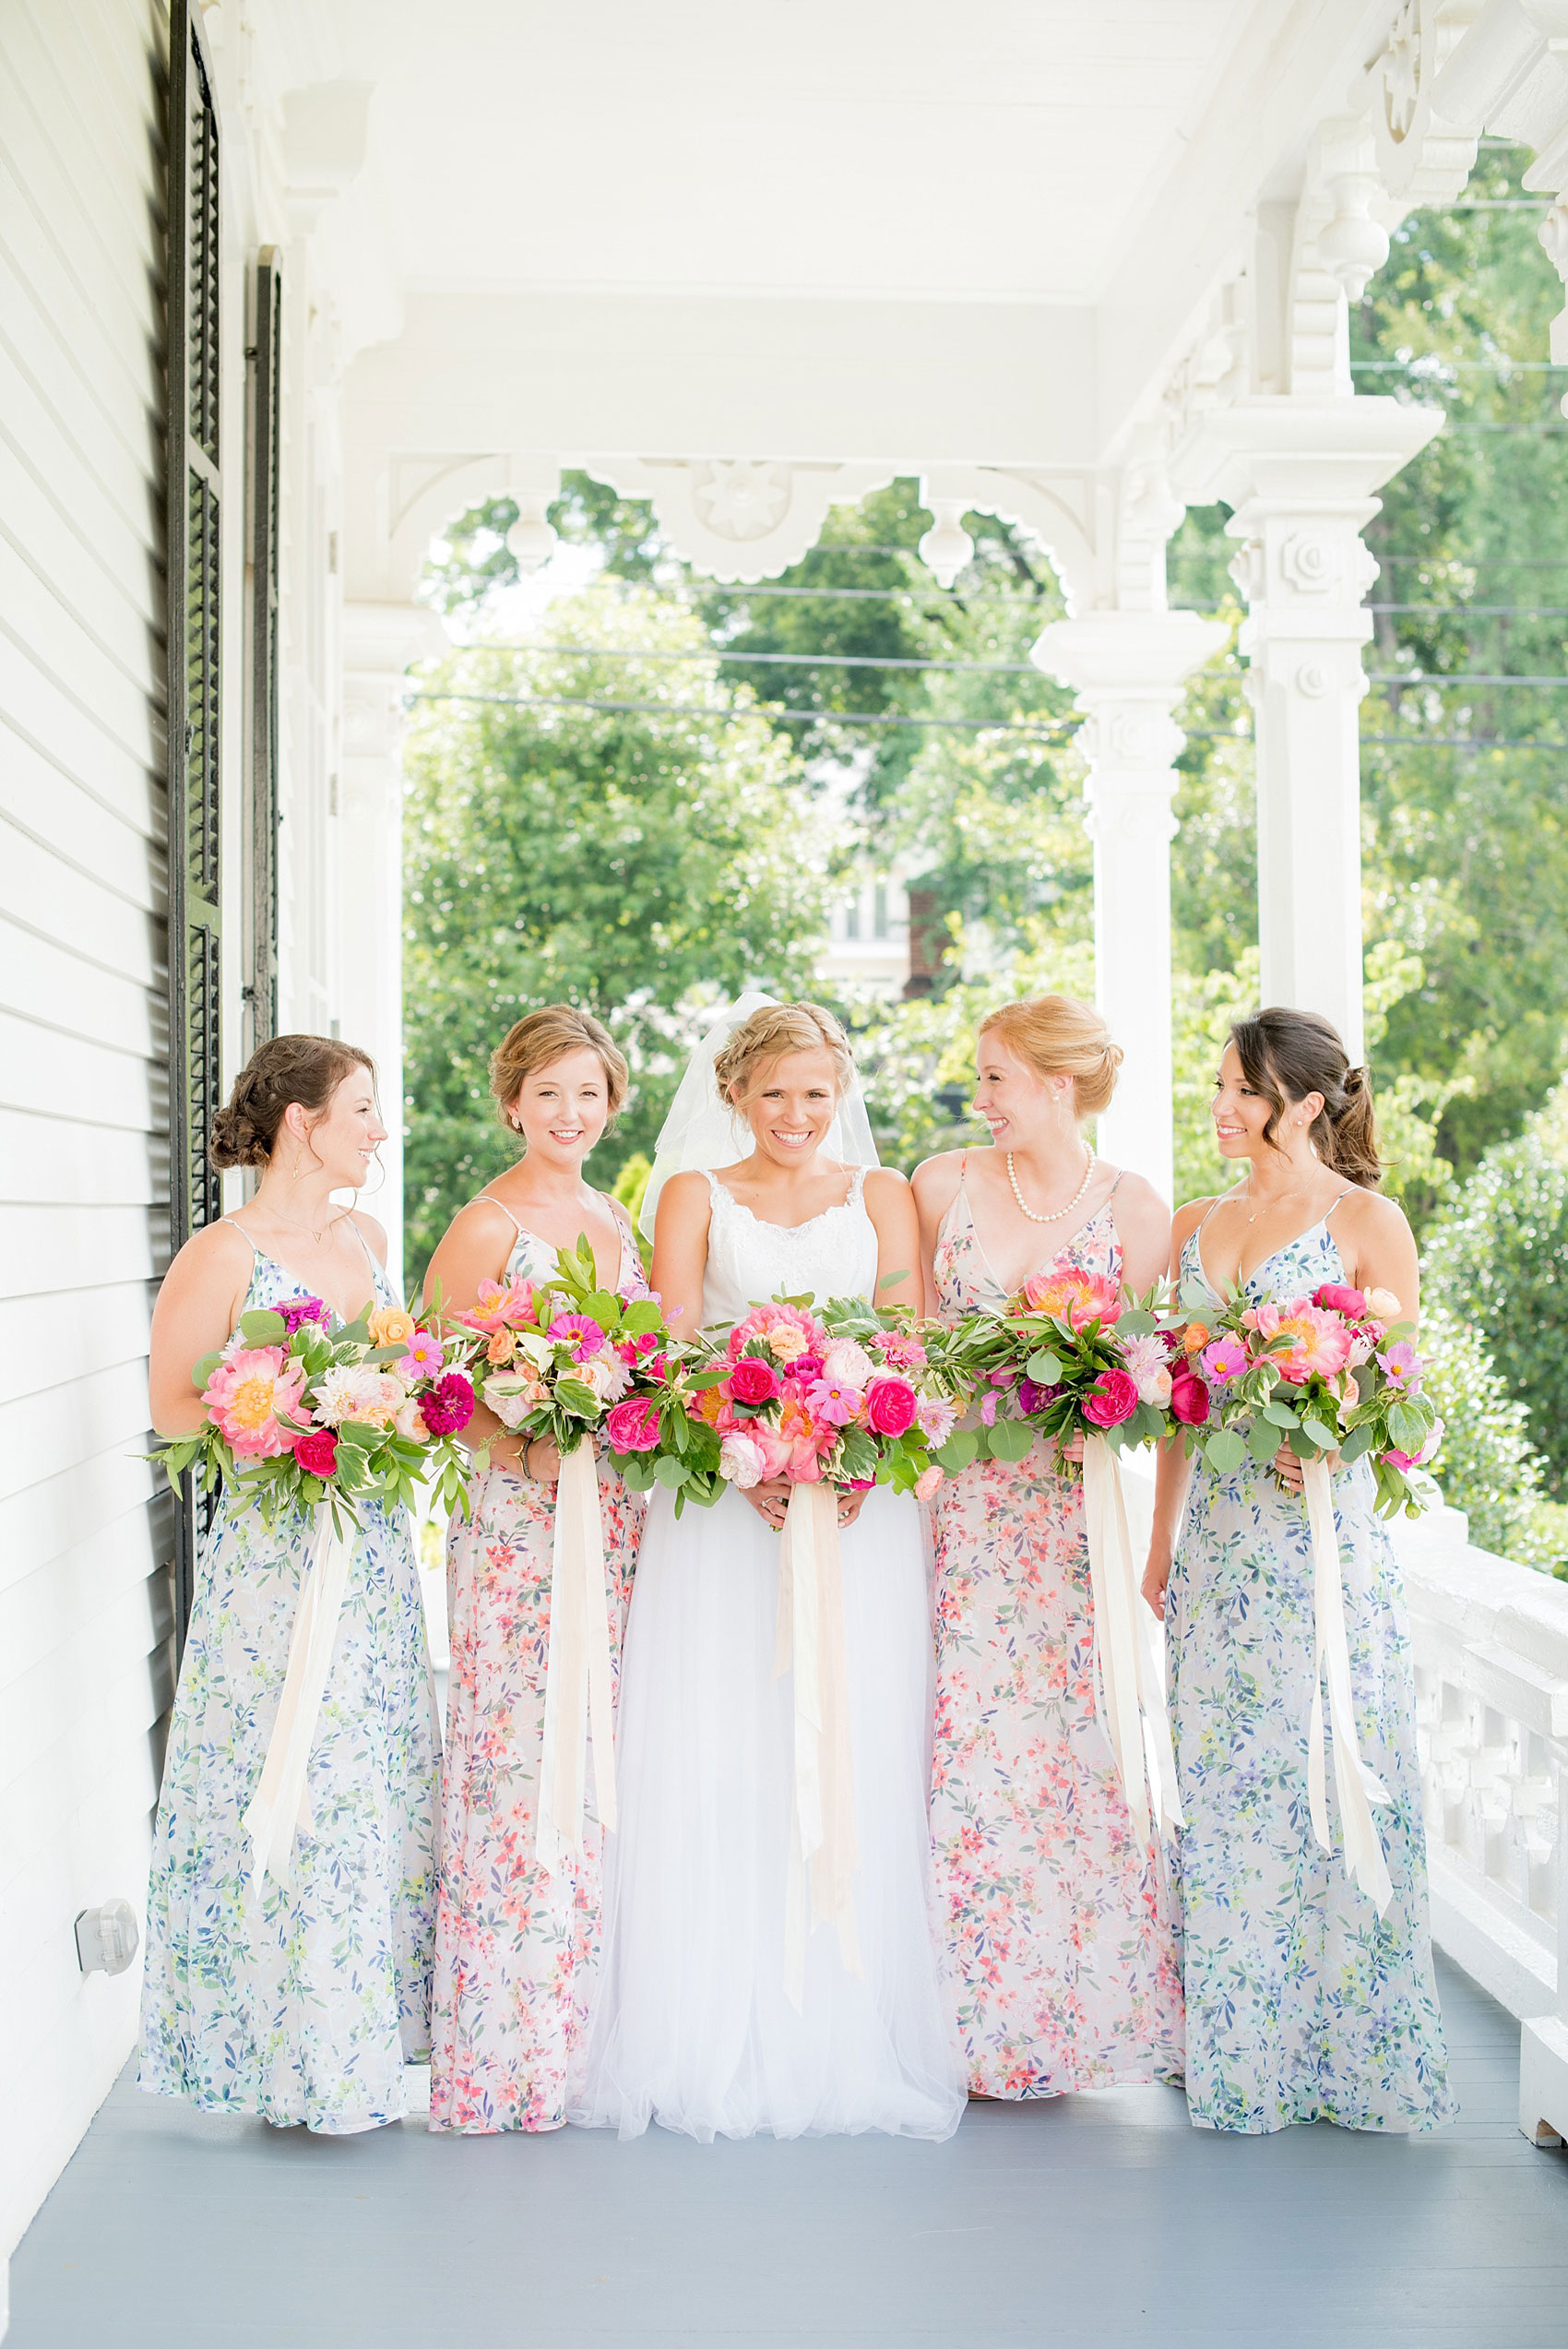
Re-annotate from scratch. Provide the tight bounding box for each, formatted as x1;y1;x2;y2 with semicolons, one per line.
1174;400;1442;1061
339;603;446;1292
1030;610;1228;1202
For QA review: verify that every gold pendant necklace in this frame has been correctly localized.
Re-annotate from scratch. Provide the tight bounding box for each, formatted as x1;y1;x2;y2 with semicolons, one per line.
1006;1145;1096;1227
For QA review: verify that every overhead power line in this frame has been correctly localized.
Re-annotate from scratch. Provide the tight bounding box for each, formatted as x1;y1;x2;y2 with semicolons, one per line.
453;642;1046;678
1366;672;1568;686
408;689;1075;737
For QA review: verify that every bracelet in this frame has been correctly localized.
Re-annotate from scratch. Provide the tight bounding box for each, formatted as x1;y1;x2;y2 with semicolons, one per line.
519;1437;538;1484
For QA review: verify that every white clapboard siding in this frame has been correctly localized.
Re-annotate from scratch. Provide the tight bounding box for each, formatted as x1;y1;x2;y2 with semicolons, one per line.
0;0;174;2265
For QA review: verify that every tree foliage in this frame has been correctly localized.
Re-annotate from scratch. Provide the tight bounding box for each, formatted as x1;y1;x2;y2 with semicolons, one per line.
402;586;826;1271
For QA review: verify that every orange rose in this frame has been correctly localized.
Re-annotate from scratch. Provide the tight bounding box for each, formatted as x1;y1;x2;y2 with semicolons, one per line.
1183;1323;1210;1354
368;1306;417;1348
487;1329;517;1365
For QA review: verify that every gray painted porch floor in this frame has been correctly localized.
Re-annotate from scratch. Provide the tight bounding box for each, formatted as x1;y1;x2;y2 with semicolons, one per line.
10;1956;1567;2349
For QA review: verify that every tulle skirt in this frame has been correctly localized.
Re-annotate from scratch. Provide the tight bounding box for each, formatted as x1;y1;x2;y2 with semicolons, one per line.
569;1483;967;2142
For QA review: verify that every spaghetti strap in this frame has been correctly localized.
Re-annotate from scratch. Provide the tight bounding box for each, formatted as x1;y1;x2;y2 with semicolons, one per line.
221;1218;261;1259
1195;1192;1229;1234
1323;1185;1356;1222
1107;1168;1125;1198
346;1216;382;1281
469;1189;526;1241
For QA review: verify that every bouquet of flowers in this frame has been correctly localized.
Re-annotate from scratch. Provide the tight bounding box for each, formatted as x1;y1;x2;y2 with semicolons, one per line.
621;1294;968;1514
941;1266;1179;1469
151;1295;478;1530
449;1234;672;1464
1171;1277;1442;1515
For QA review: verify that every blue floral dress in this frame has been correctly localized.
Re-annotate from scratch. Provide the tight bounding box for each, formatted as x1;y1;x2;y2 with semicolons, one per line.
1169;1209;1455;2134
138;1234;440;2133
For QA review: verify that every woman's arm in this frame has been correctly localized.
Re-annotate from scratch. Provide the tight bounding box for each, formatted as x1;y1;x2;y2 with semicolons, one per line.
422;1199;552;1481
1108;1171;1171;1300
1338;1188;1420;1324
148;1223;257;1437
648;1172;713;1341
909;1153;963;1318
863;1168;921;1314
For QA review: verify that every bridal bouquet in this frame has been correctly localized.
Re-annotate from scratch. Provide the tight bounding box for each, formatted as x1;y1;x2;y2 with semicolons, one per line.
1170;1278;1442;1516
151;1296;478;1530
448;1235;672;1464
623;1295;968;1513
940;1268;1179;1470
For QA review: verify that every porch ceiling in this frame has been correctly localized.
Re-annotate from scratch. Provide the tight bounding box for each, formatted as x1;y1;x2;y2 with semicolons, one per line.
327;0;1396;463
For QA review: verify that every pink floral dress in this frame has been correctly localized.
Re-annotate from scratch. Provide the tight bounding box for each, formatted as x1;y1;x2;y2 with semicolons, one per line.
930;1163;1183;2097
429;1205;648;2134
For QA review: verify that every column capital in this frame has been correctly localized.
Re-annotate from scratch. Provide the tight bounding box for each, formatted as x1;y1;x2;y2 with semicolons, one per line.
342;601;448;765
1030;607;1230;702
1170;393;1443;519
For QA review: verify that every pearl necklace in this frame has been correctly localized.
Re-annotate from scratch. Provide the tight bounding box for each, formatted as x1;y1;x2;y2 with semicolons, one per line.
1006;1145;1096;1226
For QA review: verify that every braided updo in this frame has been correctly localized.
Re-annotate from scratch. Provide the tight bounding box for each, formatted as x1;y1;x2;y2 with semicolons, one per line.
712;1000;855;1107
208;1035;375;1170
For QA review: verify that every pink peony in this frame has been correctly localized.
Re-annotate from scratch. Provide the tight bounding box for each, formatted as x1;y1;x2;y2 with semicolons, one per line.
719;1430;768;1488
1083;1366;1139;1429
822;1337;876;1388
1170;1369;1210;1426
914;1463;944;1503
293;1425;339;1477
423;1372;475;1436
460;1276;536;1333
729;1356;780;1407
204;1347;308;1459
1253;1299;1354;1385
864;1376;919;1438
605;1397;660;1453
1313;1282;1366;1318
1020;1269;1123;1330
806;1376;863;1427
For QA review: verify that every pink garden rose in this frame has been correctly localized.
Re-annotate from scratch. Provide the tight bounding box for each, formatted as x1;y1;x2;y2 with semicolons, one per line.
1170;1368;1211;1426
605;1397;660;1453
393;1399;431;1443
729;1356;780;1407
203;1347;308;1459
1083;1366;1140;1429
822;1337;876;1389
1313;1282;1366;1318
293;1425;339;1477
913;1463;944;1503
864;1376;919;1438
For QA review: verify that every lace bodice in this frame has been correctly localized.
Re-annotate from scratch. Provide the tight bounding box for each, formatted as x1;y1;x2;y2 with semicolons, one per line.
932;1163;1122;1319
700;1166;877;1329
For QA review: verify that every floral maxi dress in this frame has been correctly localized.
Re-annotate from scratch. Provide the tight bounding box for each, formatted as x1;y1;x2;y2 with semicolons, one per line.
429;1207;648;2133
930;1168;1184;2096
1170;1209;1455;2133
138;1236;440;2132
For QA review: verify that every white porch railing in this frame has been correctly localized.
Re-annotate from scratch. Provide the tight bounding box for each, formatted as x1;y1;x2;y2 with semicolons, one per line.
1392;1505;1568;2147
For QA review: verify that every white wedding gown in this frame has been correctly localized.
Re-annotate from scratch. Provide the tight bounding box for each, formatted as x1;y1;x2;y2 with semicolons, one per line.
569;1169;967;2141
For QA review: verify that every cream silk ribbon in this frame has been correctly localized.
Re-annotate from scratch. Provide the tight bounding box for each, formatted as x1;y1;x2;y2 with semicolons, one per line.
1082;1435;1183;1851
774;1480;861;2010
536;1437;618;1879
1301;1455;1394;1913
243;1506;353;1890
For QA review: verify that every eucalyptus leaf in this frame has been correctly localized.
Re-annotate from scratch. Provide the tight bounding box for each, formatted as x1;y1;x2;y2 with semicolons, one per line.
653;1456;688;1489
933;1430;980;1472
1261;1401;1299;1428
1026;1351;1063;1385
1204;1429;1248;1475
987;1418;1036;1463
237;1308;288;1346
1248;1416;1282;1462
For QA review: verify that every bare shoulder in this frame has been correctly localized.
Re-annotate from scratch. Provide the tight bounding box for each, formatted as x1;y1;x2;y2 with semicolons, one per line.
175;1216;257;1280
656;1168;714;1224
1171;1194;1218;1250
1335;1185;1411;1243
863;1165;911;1204
348;1208;388;1265
1104;1169;1168;1226
910;1149;965;1210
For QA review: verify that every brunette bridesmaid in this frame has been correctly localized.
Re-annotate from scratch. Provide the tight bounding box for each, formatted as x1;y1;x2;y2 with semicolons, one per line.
912;996;1183;2098
1144;1008;1454;2134
423;1007;648;2134
140;1037;438;2131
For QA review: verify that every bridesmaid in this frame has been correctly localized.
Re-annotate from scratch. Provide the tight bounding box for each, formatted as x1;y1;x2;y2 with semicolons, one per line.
423;1006;647;2134
140;1037;439;2131
912;996;1183;2098
1143;1007;1455;2134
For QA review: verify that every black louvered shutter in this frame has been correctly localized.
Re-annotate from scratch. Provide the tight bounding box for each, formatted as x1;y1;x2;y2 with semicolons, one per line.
167;0;223;1642
247;249;281;1053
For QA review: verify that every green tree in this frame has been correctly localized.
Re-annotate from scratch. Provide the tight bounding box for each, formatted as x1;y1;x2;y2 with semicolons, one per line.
401;585;827;1270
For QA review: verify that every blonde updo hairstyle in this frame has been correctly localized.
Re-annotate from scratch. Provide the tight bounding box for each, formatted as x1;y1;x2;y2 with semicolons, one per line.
979;995;1123;1121
713;999;855;1115
209;1034;375;1171
490;1005;629;1141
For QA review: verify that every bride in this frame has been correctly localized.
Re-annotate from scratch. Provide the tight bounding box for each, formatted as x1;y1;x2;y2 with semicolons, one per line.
570;996;966;2141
